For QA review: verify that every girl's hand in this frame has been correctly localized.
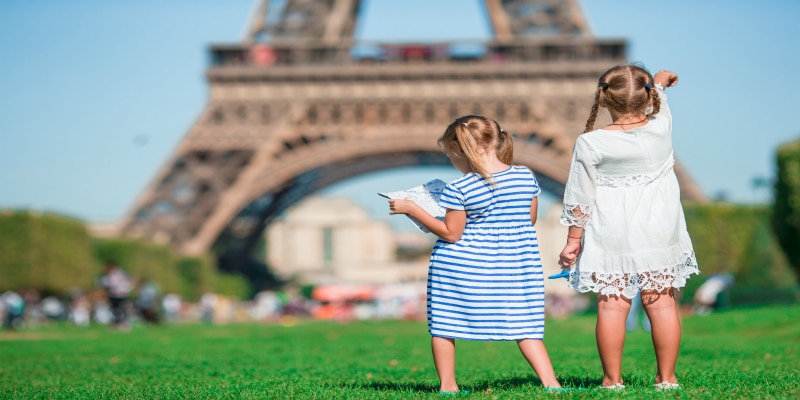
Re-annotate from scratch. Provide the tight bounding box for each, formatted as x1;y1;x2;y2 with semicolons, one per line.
389;199;466;242
388;199;416;215
558;240;583;268
654;69;679;88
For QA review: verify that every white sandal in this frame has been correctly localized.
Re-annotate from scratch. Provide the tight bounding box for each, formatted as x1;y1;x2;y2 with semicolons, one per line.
600;383;625;390
654;382;681;390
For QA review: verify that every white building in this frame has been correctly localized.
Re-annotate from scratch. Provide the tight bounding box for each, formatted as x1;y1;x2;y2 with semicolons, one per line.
265;195;577;298
265;196;428;284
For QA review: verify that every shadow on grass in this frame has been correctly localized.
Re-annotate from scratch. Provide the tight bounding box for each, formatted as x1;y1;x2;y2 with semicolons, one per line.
340;375;600;395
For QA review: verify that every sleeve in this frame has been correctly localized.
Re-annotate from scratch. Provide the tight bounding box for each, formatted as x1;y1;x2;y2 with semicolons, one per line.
529;169;541;197
653;83;672;135
438;182;465;211
560;136;599;227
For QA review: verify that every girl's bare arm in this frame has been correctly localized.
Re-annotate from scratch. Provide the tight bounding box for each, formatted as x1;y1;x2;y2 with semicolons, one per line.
389;199;466;242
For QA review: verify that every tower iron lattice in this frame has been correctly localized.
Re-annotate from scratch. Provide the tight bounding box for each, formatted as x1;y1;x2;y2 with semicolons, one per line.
119;0;705;272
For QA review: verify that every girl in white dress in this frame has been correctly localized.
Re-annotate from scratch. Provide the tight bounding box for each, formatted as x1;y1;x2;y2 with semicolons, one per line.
558;66;699;390
389;115;564;394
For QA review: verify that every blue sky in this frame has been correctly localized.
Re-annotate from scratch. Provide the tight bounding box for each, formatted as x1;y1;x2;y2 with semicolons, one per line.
1;1;799;227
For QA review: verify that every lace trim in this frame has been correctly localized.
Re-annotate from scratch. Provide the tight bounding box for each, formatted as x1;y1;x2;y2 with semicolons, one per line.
596;159;675;188
560;204;592;227
568;251;699;299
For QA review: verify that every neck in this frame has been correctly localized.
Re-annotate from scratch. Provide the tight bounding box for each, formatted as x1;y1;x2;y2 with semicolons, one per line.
607;113;648;129
611;113;646;122
473;152;508;173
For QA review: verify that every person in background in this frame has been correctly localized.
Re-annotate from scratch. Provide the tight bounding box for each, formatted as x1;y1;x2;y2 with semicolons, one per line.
1;291;25;329
97;262;134;329
625;293;651;333
162;293;182;323
134;280;161;324
692;273;735;315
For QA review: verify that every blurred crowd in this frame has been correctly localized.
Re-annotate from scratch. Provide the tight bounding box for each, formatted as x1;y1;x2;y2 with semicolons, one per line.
0;263;433;330
5;264;730;331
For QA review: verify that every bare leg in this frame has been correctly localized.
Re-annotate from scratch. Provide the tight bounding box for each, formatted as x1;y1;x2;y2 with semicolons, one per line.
596;295;631;386
516;339;560;388
641;289;681;384
431;336;459;392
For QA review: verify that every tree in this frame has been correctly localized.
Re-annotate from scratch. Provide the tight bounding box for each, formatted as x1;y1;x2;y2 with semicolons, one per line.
772;139;800;278
0;211;98;294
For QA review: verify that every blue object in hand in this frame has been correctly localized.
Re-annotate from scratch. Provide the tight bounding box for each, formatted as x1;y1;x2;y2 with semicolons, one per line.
548;271;570;279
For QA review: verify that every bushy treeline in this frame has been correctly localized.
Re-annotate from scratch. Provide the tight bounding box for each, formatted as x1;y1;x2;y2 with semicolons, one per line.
772;140;800;279
683;204;798;305
2;187;798;307
0;211;249;300
0;211;96;295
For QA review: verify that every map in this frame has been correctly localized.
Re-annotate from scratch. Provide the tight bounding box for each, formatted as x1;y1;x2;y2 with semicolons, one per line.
378;179;447;233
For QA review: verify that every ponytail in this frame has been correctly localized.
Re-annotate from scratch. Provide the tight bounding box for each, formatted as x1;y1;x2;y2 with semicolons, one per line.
496;127;514;165
440;115;508;186
455;123;494;185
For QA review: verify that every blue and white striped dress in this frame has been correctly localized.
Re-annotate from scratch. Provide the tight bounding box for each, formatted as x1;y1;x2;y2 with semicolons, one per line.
428;166;545;341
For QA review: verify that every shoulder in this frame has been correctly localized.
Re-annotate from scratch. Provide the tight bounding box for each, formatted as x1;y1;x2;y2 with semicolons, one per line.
573;132;604;153
579;129;606;142
449;173;475;185
508;165;536;178
447;173;478;189
504;166;539;187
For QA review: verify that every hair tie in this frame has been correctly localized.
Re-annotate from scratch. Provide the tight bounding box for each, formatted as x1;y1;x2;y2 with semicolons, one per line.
644;82;654;89
461;122;468;127
598;82;609;90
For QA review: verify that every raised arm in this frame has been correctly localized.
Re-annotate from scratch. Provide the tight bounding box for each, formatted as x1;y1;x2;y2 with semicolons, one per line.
653;69;678;89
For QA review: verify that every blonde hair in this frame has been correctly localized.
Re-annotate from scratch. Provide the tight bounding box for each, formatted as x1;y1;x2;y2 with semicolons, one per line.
584;64;661;133
438;115;512;185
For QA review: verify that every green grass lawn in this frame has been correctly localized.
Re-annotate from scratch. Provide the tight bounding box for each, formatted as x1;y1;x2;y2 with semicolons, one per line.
1;305;798;399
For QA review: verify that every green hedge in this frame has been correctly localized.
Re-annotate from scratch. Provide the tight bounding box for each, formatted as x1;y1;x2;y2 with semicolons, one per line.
176;256;218;300
93;238;249;300
94;238;183;295
684;203;798;305
0;211;250;301
772;139;800;278
2;204;795;307
0;211;98;295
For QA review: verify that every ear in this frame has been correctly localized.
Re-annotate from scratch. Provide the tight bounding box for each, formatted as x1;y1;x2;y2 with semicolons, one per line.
449;141;463;155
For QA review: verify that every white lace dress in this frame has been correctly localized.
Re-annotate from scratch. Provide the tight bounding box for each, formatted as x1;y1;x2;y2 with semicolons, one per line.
560;86;699;298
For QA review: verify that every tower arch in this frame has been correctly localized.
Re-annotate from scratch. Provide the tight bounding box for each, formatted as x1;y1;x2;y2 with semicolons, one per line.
119;0;705;269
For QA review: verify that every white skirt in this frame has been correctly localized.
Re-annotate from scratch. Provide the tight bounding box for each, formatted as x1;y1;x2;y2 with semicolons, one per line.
568;171;700;299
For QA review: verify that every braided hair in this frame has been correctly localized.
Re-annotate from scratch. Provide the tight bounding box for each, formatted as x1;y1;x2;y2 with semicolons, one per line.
584;65;661;133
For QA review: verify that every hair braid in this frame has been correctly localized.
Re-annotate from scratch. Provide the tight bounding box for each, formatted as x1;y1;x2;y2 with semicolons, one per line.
587;64;662;130
648;86;661;117
584;88;602;133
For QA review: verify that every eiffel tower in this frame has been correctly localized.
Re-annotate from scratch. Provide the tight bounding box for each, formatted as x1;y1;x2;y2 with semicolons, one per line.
119;0;706;272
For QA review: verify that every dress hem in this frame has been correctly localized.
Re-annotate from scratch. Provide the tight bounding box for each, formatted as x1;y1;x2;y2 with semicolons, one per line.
568;251;699;299
430;332;544;341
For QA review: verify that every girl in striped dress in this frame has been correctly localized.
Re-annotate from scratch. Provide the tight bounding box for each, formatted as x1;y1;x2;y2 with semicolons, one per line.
388;115;563;394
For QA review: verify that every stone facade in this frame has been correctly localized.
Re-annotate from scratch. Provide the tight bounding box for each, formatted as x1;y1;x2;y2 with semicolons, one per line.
266;196;428;284
266;195;575;297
